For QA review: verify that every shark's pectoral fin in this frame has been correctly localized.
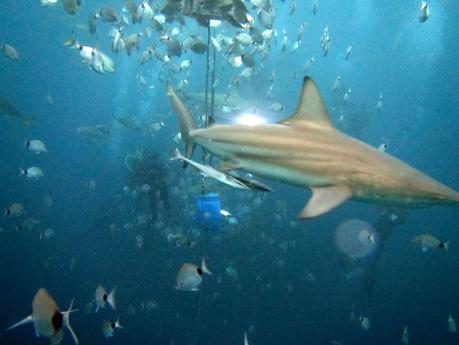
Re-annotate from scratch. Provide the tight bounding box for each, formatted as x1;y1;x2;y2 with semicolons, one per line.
298;185;352;218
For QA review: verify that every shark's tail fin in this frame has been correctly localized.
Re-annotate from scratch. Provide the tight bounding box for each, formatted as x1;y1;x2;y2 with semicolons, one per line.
167;82;196;168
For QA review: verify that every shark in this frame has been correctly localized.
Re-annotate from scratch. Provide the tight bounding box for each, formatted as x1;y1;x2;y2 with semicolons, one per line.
167;76;459;218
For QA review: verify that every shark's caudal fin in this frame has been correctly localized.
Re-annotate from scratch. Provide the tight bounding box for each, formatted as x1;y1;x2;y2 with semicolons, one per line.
281;76;333;127
167;82;197;168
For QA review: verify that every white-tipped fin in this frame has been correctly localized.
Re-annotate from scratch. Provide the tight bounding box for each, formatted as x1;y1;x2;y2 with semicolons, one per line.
244;332;249;345
107;287;116;310
170;148;184;161
201;258;212;275
281;76;333;127
6;315;33;331
62;299;79;345
299;185;351;218
443;241;450;252
369;233;376;244
115;317;124;329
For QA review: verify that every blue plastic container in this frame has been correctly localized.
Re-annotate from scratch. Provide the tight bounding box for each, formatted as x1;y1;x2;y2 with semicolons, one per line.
196;192;221;230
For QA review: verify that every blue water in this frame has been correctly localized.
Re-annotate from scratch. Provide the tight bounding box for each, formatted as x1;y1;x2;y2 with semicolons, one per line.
0;1;458;345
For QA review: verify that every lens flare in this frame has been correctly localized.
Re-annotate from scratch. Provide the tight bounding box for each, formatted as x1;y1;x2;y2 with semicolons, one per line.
335;219;377;259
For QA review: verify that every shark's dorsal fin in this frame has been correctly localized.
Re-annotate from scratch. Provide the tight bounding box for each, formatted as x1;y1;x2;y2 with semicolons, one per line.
281;76;333;127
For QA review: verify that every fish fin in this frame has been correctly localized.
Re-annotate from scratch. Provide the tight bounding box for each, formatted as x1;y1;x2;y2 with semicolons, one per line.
167;82;196;168
281;76;333;127
5;315;33;331
107;287;116;310
170;148;183;161
62;299;79;345
201;258;212;275
50;329;64;345
444;241;450;252
115;317;124;329
219;161;240;172
298;185;351;218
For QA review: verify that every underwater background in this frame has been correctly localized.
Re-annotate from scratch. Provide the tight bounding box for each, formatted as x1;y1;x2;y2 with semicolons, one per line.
0;1;459;345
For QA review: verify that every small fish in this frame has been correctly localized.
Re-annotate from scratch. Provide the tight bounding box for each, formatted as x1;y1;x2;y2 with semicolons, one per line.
63;0;82;15
289;1;297;15
220;210;231;217
212;78;221;89
4;202;25;217
290;40;301;54
225;266;239;282
296;22;307;41
171;149;250;190
99;6;120;23
240;67;255;78
25;139;47;154
419;1;430;23
345;43;353;60
378;143;388;152
358;229;376;245
359;316;370;331
332;75;341;93
102;318;123;338
312;0;319;14
343;89;352;104
1;44;19;60
227;173;274;192
77;124;111;139
19;167;44;179
6;288;79;345
0;97;30;126
176;258;212;292
281;30;288;52
402;325;409;344
88;15;98;35
137;1;154;22
94;285;116;312
241;54;255;68
180;59;192;71
41;0;58;6
448;313;457;333
167;233;194;248
304;57;315;72
211;37;222;53
84;180;96;190
412;234;449;252
235;32;253;46
376;93;383;113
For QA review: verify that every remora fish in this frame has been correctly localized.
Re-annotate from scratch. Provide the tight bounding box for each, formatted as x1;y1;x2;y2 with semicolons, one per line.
167;76;459;218
170;148;250;190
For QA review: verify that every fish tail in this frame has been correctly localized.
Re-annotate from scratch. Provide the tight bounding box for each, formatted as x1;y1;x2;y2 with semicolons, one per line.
444;241;450;252
115;317;124;329
62;299;79;345
166;82;196;168
107;287;116;310
170;148;183;161
201;258;212;276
